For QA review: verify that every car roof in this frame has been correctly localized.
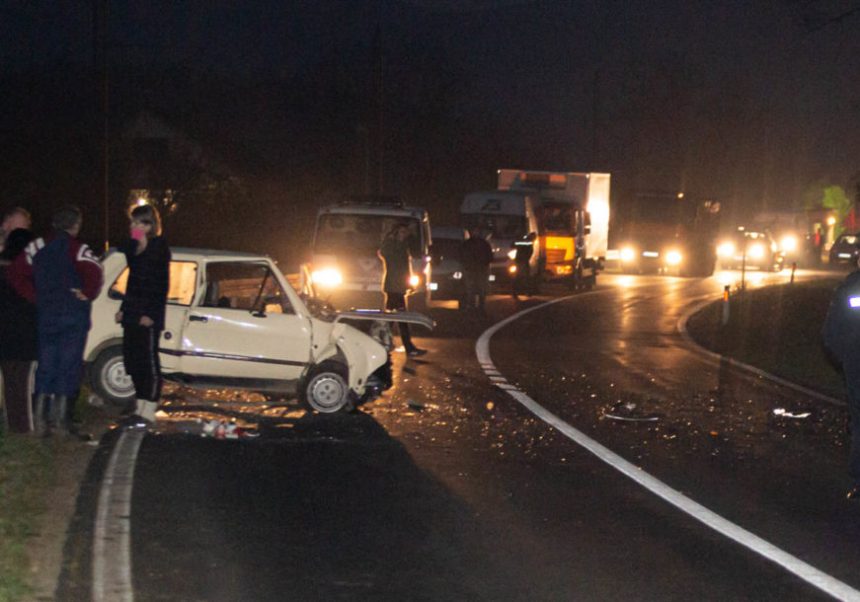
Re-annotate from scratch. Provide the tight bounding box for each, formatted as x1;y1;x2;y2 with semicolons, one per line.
319;205;428;219
105;246;270;262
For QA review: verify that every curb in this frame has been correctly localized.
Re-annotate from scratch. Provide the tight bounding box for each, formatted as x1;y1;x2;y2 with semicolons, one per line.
676;294;845;408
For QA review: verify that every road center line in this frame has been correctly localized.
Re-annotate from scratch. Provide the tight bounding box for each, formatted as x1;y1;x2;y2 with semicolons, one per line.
92;429;145;602
476;293;860;602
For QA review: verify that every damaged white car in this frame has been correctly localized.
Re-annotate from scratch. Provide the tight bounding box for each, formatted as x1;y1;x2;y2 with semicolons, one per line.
84;248;432;413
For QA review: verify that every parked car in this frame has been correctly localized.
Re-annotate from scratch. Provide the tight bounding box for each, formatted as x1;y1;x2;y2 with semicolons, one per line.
716;228;784;271
829;232;860;266
84;247;432;413
428;226;468;308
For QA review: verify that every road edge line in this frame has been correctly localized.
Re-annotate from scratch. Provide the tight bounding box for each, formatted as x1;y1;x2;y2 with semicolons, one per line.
477;295;860;602
676;295;845;407
92;429;144;602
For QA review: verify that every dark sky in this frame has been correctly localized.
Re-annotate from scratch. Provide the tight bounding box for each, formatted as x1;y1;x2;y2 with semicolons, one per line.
2;0;859;223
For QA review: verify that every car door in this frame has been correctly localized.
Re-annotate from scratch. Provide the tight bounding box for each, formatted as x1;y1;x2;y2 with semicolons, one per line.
177;260;312;382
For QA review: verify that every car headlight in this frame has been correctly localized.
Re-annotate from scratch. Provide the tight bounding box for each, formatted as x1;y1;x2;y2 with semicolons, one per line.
409;274;421;288
717;241;735;258
620;246;636;262
453;271;463;280
748;243;765;259
665;250;682;266
780;235;797;253
311;267;343;287
507;249;517;260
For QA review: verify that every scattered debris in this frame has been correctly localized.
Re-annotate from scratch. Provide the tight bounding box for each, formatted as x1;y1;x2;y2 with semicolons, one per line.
772;408;811;419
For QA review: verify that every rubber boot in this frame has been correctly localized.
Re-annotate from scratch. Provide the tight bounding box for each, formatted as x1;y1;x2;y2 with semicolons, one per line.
51;395;68;436
32;393;48;436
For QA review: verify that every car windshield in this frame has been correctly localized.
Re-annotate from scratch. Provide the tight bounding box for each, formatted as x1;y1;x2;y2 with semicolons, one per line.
314;214;422;255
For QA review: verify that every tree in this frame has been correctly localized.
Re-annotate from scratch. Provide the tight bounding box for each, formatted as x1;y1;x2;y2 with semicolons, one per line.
821;185;852;237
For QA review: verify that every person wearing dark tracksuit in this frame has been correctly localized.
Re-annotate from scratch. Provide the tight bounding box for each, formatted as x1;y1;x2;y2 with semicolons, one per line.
9;206;103;436
116;204;170;428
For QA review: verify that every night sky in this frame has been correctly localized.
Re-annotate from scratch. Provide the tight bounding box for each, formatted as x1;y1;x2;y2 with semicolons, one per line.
1;1;858;259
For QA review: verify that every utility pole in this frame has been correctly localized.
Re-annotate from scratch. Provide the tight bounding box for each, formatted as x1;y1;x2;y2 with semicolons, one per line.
94;0;110;250
371;25;384;195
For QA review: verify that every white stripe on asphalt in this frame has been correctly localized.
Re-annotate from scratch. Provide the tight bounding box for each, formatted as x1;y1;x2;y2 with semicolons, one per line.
476;293;860;602
92;430;145;602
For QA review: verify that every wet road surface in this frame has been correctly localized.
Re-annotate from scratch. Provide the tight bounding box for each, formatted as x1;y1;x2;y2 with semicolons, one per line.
61;270;860;600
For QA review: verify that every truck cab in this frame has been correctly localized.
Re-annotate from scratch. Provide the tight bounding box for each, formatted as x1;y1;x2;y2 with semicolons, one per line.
304;197;432;311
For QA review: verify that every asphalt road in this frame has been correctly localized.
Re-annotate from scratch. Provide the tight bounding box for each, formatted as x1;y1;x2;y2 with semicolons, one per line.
60;270;860;601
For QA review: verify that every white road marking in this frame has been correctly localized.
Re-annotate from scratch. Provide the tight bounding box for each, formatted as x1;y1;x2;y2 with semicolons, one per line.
477;292;860;602
92;430;145;602
677;296;845;407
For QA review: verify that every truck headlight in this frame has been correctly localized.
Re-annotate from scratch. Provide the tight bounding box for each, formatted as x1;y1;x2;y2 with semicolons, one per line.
780;235;798;253
311;267;343;287
717;241;735;258
748;243;765;259
665;250;682;266
620;246;636;262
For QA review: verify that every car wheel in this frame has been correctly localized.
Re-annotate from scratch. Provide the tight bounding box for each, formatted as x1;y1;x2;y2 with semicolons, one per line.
90;346;136;406
302;361;351;413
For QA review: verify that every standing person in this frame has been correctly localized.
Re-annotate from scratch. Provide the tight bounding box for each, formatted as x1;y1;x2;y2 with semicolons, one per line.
512;231;537;298
822;258;860;499
0;207;32;254
378;222;426;357
460;227;493;311
0;228;37;434
9;206;103;436
116;204;170;428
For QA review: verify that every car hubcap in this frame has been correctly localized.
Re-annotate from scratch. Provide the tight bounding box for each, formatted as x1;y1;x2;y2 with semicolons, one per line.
310;375;346;411
105;359;134;397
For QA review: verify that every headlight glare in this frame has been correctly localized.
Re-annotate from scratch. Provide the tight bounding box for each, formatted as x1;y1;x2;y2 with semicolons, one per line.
665;250;682;266
311;267;343;287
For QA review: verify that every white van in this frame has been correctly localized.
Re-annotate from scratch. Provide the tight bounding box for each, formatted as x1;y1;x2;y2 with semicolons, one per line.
304;198;432;311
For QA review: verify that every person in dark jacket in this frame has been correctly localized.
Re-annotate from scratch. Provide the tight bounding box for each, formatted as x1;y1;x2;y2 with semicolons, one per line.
0;228;37;433
9;206;103;436
822;261;860;500
378;222;426;357
512;231;537;298
115;204;170;428
460;227;493;311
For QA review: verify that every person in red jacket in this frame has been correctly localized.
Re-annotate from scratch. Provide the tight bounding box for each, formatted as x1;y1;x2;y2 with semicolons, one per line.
9;206;103;436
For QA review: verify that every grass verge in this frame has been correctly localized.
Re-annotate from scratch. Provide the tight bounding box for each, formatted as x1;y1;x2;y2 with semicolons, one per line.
685;278;846;400
0;434;54;601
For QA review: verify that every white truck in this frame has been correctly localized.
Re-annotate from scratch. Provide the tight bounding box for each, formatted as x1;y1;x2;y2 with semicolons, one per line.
303;197;433;311
462;170;610;289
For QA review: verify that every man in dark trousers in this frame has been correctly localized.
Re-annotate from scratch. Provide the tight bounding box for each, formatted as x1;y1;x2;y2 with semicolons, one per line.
461;227;493;311
378;223;426;357
512;231;537;298
10;206;103;436
823;257;860;499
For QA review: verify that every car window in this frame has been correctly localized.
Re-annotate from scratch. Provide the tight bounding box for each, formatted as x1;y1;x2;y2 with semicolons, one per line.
201;262;293;314
109;260;197;306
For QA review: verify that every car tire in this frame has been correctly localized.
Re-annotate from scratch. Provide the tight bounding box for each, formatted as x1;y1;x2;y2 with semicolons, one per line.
302;361;352;413
90;346;136;407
